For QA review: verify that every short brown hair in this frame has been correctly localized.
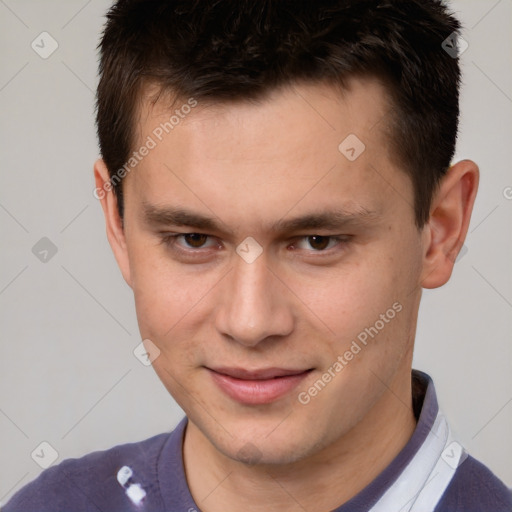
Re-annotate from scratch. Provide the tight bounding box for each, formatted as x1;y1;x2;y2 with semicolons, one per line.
96;0;462;227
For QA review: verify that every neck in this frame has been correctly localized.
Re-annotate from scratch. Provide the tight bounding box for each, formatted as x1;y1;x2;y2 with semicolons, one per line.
183;368;417;512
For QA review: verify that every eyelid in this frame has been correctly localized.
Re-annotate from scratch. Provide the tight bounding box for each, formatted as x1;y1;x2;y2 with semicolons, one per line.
289;235;350;252
160;232;220;251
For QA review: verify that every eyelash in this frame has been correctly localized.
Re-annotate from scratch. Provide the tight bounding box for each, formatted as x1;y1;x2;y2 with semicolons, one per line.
159;233;350;258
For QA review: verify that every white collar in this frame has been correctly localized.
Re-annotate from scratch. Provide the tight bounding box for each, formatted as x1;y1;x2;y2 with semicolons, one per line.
369;409;465;512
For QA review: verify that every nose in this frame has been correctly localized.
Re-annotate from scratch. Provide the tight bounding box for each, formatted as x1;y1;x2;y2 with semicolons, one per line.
214;251;294;348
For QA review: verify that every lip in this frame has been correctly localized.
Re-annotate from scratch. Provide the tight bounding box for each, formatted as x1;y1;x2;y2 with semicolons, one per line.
207;367;313;405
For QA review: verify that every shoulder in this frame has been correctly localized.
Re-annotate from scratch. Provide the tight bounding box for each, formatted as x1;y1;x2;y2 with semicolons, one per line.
1;432;171;512
434;455;512;512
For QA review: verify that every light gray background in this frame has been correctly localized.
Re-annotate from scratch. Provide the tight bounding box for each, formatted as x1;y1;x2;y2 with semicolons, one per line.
0;0;511;505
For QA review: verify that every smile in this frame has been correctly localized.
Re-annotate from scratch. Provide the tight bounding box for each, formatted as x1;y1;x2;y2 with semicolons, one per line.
207;367;313;405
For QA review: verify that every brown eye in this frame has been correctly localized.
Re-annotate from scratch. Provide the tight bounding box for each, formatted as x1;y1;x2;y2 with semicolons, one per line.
291;235;348;254
160;232;218;253
183;233;208;248
307;235;331;250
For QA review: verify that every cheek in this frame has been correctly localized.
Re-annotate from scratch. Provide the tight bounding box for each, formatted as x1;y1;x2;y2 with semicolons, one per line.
131;262;205;402
128;243;194;345
291;242;418;359
128;242;225;366
292;263;398;332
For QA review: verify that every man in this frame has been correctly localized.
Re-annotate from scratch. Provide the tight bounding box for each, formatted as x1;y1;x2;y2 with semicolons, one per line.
4;0;511;511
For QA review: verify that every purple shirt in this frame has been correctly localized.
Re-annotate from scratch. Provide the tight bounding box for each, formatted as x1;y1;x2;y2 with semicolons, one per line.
3;370;511;511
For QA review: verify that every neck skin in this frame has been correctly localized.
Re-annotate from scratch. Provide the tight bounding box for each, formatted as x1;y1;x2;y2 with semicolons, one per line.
183;355;417;512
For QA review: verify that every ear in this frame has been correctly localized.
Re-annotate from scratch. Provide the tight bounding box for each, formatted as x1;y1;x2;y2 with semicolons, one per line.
420;160;479;289
94;159;133;288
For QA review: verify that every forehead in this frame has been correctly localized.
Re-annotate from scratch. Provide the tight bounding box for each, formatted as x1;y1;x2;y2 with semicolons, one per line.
136;77;392;153
125;78;412;231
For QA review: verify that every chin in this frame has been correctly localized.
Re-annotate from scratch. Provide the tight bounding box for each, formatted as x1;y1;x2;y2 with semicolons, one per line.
209;419;323;467
229;440;307;467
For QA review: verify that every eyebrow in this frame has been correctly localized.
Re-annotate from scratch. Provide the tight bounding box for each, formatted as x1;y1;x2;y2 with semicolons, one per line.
142;202;380;234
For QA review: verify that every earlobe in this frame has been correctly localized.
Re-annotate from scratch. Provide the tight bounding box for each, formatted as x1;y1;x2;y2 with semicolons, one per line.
420;160;479;289
93;159;133;288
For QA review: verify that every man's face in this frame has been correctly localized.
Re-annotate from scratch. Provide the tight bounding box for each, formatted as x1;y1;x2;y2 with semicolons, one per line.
117;79;426;464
